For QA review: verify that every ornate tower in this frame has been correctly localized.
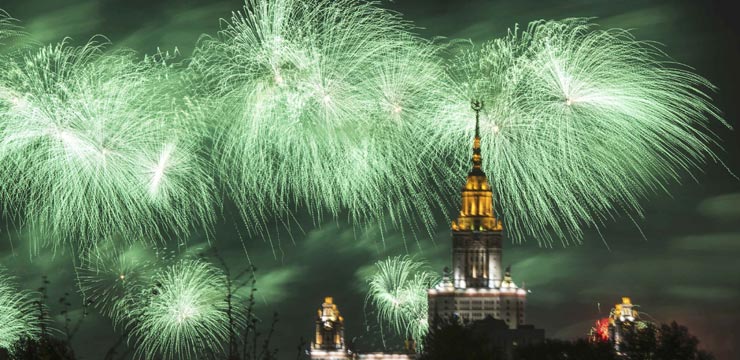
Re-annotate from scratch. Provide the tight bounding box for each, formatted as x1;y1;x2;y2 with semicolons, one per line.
428;102;527;329
311;297;347;357
451;101;504;289
610;297;641;353
309;296;415;359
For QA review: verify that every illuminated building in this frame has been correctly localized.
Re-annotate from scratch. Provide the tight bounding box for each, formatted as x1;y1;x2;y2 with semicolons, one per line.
309;297;414;360
427;102;527;329
588;297;650;353
614;297;637;323
311;103;543;359
311;297;350;360
610;297;642;352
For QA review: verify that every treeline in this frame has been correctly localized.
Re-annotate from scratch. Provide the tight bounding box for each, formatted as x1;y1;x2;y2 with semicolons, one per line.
420;319;714;360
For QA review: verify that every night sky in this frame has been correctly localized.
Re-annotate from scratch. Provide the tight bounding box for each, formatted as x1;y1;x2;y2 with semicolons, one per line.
1;1;739;360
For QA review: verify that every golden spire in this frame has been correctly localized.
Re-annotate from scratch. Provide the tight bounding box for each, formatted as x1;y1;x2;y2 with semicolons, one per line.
451;101;502;232
471;100;483;173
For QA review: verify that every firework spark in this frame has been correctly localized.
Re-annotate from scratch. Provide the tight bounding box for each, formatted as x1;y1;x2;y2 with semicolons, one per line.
0;38;216;248
440;19;728;245
77;243;157;327
0;267;41;352
0;10;20;45
191;0;450;237
127;258;236;360
366;256;438;344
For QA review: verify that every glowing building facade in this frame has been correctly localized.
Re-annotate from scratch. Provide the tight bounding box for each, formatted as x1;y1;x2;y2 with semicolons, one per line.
427;103;527;329
311;297;350;360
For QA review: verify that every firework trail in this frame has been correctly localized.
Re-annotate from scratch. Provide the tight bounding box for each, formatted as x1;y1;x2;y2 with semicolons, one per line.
441;19;728;245
191;0;451;236
366;256;438;345
77;242;157;327
0;10;21;45
127;258;236;360
0;267;41;352
0;38;216;248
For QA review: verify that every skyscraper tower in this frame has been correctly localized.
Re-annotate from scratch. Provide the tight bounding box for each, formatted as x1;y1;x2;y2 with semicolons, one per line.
451;100;504;289
428;102;527;329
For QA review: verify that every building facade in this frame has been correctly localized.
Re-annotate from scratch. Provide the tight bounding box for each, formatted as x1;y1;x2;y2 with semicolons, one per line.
427;103;527;329
311;297;351;360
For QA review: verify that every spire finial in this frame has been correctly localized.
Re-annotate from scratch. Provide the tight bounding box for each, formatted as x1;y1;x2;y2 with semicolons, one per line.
470;100;483;172
471;100;483;139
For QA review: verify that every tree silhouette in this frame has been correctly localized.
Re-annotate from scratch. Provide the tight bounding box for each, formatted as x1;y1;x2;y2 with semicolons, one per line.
621;321;714;360
419;317;715;360
419;316;503;360
514;339;617;360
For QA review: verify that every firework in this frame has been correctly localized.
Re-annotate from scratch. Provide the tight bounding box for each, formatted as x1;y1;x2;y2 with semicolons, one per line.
127;258;235;360
0;38;216;248
441;19;727;245
366;256;438;344
590;318;611;342
0;10;20;45
191;0;450;236
77;243;157;327
0;267;41;352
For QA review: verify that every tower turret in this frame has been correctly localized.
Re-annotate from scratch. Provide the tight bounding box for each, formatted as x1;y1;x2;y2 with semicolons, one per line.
312;297;345;353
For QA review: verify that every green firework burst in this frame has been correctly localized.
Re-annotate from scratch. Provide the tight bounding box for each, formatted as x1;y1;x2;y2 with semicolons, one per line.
0;267;41;352
439;19;728;245
366;256;438;345
77;243;157;327
191;0;451;237
127;258;236;360
0;38;216;248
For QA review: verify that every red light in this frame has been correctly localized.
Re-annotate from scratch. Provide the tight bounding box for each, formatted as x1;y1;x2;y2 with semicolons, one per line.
594;318;610;342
